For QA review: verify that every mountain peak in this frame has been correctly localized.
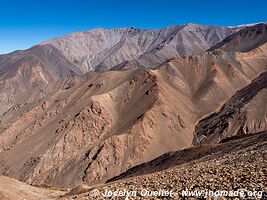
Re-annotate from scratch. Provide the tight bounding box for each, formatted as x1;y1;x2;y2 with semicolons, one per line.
39;23;242;73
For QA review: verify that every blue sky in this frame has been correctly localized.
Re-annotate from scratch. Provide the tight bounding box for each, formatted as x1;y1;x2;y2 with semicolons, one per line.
0;0;266;54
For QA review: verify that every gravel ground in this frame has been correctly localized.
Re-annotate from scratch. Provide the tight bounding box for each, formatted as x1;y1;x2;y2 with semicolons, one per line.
63;141;267;200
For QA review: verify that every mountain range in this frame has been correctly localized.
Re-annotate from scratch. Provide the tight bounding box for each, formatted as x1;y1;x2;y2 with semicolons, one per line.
0;22;266;199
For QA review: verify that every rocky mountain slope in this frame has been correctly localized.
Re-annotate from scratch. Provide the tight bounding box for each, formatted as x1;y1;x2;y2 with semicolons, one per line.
1;130;266;200
0;23;264;118
209;23;267;52
0;45;79;116
62;130;267;199
0;24;242;117
0;42;266;190
194;70;267;145
0;22;266;196
42;24;240;72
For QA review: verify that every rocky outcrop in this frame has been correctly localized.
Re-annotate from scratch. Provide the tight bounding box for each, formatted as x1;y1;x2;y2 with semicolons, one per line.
193;70;267;145
63;131;267;200
209;23;267;52
0;68;190;188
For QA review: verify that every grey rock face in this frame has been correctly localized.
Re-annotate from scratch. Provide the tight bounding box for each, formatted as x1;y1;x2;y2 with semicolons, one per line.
209;23;267;52
42;24;240;72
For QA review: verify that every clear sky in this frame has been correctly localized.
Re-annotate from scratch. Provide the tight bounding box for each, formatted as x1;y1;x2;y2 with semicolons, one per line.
0;0;266;54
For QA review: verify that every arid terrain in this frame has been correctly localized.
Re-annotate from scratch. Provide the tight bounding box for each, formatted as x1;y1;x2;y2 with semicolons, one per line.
61;131;267;200
0;22;266;199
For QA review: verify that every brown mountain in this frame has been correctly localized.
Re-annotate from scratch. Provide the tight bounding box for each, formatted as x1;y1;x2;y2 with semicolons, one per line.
0;24;242;118
107;130;267;183
209;23;267;52
193;70;267;145
0;22;266;195
0;45;79;116
70;130;266;200
0;39;266;189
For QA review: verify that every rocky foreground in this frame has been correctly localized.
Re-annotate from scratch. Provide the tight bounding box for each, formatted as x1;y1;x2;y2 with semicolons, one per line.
0;23;266;200
0;133;266;200
61;132;267;200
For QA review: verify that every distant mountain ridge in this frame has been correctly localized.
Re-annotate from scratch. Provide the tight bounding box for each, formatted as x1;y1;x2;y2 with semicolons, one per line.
0;22;266;191
209;23;267;52
42;23;241;72
0;23;249;116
